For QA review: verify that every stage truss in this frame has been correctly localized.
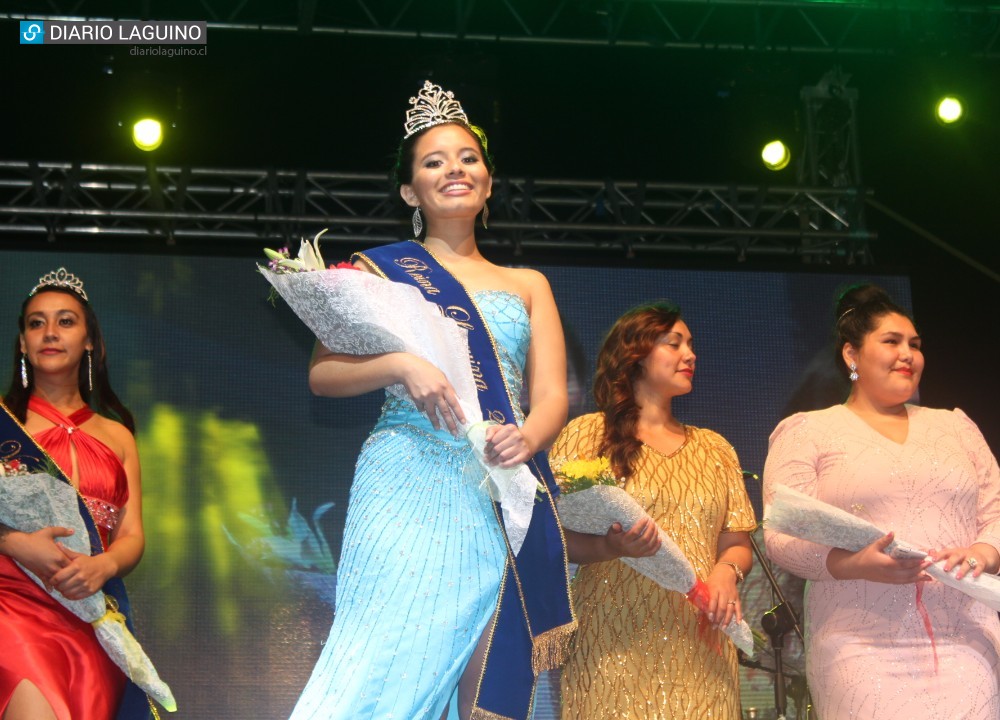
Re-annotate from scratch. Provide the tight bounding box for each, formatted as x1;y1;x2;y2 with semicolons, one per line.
5;0;1000;57
0;160;872;262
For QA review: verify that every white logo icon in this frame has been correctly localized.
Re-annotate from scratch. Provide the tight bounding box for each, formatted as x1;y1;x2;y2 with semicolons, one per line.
22;23;42;42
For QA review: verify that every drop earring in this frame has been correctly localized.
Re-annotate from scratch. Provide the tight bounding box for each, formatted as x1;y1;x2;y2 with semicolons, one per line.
481;203;490;230
412;207;423;237
849;362;858;382
20;354;28;389
87;349;93;392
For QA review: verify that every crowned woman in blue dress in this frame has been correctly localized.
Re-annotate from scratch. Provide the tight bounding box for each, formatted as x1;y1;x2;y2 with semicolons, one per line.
287;82;576;720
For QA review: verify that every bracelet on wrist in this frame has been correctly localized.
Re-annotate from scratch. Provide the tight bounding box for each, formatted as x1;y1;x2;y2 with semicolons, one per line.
717;561;744;585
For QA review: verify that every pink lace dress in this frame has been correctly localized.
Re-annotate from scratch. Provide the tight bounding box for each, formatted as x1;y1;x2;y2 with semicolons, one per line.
763;404;1000;719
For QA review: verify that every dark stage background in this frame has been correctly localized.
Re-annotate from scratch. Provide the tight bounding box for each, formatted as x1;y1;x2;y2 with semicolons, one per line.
2;10;998;718
1;22;996;451
4;250;914;718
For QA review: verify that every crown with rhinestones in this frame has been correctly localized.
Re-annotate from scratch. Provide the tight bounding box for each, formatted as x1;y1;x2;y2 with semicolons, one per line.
29;267;89;302
403;80;470;139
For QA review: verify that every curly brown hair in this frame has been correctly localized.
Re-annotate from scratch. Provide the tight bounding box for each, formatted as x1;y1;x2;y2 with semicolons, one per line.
593;301;682;480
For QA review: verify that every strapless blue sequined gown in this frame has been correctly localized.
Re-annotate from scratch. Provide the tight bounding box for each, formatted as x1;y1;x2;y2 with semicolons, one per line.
289;291;531;720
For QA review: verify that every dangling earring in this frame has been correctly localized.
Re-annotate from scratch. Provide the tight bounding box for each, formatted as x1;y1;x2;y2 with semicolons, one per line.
87;349;93;392
849;362;858;382
412;207;423;237
481;203;490;230
20;354;28;389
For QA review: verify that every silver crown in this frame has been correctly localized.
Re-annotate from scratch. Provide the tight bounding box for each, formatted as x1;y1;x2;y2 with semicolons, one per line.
30;267;88;302
404;80;469;139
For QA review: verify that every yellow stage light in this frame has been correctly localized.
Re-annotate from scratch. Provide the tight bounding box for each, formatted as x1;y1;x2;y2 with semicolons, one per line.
132;118;163;151
761;140;791;171
936;96;963;125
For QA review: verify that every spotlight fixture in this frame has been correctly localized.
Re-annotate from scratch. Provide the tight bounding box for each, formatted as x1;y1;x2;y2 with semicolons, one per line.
935;96;963;125
761;140;791;171
132;118;163;151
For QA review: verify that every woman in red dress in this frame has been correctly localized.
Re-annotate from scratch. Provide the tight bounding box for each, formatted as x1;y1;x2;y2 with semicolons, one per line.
0;269;147;720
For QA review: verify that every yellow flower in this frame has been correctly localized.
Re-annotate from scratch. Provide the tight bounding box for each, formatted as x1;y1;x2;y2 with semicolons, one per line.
555;456;618;494
558;458;609;480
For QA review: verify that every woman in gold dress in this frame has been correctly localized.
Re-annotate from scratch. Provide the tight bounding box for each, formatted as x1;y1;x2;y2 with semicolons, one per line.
551;301;756;719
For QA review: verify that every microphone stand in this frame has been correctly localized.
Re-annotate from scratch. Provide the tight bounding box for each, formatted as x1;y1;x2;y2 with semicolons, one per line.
743;472;810;720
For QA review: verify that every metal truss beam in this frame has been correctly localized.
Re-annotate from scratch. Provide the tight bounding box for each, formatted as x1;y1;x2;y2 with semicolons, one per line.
5;0;1000;57
799;68;863;187
0;160;873;262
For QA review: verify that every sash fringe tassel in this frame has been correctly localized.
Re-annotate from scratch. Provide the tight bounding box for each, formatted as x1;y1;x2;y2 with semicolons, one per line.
531;620;578;675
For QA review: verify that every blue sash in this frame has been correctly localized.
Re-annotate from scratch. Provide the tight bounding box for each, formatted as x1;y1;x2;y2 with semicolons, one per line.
0;400;156;720
356;241;576;720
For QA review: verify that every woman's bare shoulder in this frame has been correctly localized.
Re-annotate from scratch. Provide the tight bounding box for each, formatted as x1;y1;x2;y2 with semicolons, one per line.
499;265;550;287
86;413;136;458
495;266;553;310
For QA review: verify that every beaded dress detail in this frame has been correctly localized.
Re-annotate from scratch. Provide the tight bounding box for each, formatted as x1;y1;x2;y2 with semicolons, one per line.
289;291;530;719
551;413;756;719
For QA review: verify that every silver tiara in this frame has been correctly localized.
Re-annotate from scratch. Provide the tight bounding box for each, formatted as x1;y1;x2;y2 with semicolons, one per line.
403;80;469;139
30;267;88;302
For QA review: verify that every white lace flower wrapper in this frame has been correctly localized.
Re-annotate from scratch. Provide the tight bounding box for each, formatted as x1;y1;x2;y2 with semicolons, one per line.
766;484;1000;611
464;421;539;555
259;266;538;556
557;485;755;655
0;472;176;711
765;484;912;556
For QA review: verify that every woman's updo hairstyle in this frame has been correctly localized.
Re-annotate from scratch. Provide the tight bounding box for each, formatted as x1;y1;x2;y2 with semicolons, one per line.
833;283;914;378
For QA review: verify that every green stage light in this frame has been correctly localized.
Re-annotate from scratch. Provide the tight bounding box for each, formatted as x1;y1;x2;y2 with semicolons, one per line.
132;118;163;151
936;96;963;125
761;140;791;171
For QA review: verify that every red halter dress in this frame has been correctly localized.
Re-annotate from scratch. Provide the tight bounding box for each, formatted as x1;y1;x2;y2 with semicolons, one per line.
0;396;129;720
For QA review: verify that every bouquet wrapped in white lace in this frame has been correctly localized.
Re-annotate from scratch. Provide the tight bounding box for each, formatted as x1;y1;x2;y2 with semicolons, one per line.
260;234;538;555
555;459;754;656
766;484;1000;611
0;470;176;712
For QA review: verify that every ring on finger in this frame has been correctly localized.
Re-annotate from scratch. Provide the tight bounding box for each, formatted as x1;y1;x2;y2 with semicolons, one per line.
967;557;978;569
727;600;737;605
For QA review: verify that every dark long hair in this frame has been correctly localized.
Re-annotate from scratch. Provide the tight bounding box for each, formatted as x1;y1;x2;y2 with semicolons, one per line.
392;121;496;189
392;121;496;239
5;286;135;434
833;283;915;380
593;301;682;479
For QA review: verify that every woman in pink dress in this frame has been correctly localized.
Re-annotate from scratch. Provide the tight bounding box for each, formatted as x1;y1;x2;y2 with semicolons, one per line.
0;269;149;720
763;284;1000;719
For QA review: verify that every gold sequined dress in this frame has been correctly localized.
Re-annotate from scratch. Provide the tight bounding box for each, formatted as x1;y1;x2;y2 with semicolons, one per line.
552;413;756;719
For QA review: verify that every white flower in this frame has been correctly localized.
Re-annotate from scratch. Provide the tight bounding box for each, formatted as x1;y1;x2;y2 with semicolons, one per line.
288;229;328;271
263;229;329;273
